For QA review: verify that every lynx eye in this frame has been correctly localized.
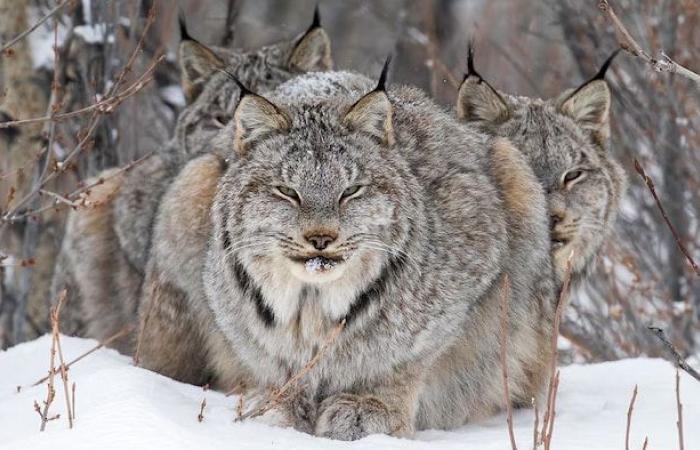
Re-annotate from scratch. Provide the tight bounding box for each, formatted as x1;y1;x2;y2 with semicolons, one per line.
341;185;364;201
562;169;584;186
275;186;300;202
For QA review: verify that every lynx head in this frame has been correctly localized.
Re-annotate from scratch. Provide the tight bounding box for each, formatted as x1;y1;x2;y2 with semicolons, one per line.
175;9;332;157
456;48;627;282
179;8;332;103
215;61;413;295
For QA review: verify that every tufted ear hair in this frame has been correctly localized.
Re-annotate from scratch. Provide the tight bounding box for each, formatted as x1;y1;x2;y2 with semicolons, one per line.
179;16;225;104
343;57;394;147
288;6;333;72
456;43;509;123
557;50;619;146
230;76;290;156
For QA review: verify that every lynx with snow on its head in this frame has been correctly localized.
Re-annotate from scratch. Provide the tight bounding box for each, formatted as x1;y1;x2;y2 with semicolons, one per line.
151;61;555;439
456;47;627;284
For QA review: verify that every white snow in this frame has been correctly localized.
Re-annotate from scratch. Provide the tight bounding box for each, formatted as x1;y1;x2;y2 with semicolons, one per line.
74;24;114;44
1;336;699;450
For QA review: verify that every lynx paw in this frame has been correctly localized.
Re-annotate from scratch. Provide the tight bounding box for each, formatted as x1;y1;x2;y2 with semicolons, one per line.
314;393;408;441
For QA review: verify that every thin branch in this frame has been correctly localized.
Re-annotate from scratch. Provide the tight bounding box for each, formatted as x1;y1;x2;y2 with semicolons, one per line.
625;385;638;450
0;1;71;55
647;327;700;383
197;384;209;423
540;250;575;449
597;0;700;83
237;320;346;421
642;437;648;450
532;398;539;450
30;325;134;387
50;290;73;428
676;369;684;450
499;275;518;450
634;159;699;277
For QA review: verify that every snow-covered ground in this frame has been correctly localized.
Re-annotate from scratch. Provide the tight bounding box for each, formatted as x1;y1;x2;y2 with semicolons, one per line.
1;336;698;450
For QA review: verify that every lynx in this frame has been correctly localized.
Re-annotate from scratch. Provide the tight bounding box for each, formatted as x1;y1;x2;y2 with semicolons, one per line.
52;12;333;352
140;63;555;439
455;48;627;284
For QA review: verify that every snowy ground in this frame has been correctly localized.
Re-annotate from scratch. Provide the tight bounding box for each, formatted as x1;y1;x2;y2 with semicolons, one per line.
1;336;698;450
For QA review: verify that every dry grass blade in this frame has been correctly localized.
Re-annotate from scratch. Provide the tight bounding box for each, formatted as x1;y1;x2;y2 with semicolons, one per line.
237;319;346;421
498;275;518;450
625;385;638;450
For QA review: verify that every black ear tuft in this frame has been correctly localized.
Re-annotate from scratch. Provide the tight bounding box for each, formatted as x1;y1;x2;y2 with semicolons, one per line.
375;55;392;92
309;4;321;31
179;13;194;42
592;48;621;81
218;69;254;98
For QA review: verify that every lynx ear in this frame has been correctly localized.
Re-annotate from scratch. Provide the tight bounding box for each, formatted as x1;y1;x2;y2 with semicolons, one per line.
456;45;509;123
288;7;333;72
557;50;618;145
233;87;290;156
343;58;394;147
179;17;225;103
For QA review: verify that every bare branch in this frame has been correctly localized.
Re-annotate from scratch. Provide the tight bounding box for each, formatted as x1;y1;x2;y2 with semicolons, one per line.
648;327;700;383
0;1;71;55
597;0;700;83
676;369;684;450
625;385;638;450
498;275;518;450
50;290;73;428
634;159;699;277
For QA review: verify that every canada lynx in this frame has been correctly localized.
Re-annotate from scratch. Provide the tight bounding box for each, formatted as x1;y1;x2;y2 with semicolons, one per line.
51;13;333;352
141;64;554;439
455;48;627;284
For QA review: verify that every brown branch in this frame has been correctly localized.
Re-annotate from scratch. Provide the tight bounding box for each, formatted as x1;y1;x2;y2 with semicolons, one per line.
0;1;72;55
597;0;700;83
30;325;134;387
642;437;648;450
648;327;700;383
197;384;209;423
50;290;73;428
540;251;575;448
499;275;517;450
625;385;638;450
634;159;699;277
532;399;539;450
37;330;58;431
71;382;76;421
237;320;346;421
676;369;684;450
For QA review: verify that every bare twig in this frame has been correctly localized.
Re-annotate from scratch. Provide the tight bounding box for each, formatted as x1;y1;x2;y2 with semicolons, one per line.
634;160;699;277
498;275;518;450
642;437;648;450
625;385;638;450
71;382;76;421
30;325;134;387
50;290;73;428
540;251;575;449
197;384;209;423
532;399;539;450
237;320;346;421
597;0;700;83
37;331;57;431
236;394;245;420
675;369;685;450
0;1;71;55
647;327;700;383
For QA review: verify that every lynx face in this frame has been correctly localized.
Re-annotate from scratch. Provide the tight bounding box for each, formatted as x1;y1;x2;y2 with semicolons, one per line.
457;52;627;282
216;86;411;291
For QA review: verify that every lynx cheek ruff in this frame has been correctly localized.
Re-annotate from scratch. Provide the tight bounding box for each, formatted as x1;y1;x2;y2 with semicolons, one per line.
305;256;338;273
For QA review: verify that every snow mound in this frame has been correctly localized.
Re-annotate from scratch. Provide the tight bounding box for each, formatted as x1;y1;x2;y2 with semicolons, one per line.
1;336;699;450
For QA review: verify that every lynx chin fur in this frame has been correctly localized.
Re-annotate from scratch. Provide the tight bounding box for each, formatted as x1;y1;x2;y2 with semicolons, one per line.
50;11;333;352
141;61;555;440
455;47;627;284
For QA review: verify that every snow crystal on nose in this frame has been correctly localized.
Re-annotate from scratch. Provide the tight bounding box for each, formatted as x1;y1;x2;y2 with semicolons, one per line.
305;256;337;273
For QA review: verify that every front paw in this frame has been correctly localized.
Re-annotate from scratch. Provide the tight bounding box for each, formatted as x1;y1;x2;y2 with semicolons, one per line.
315;393;409;441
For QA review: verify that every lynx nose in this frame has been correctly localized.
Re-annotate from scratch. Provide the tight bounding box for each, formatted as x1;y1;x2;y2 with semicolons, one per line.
550;211;565;229
306;234;336;251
